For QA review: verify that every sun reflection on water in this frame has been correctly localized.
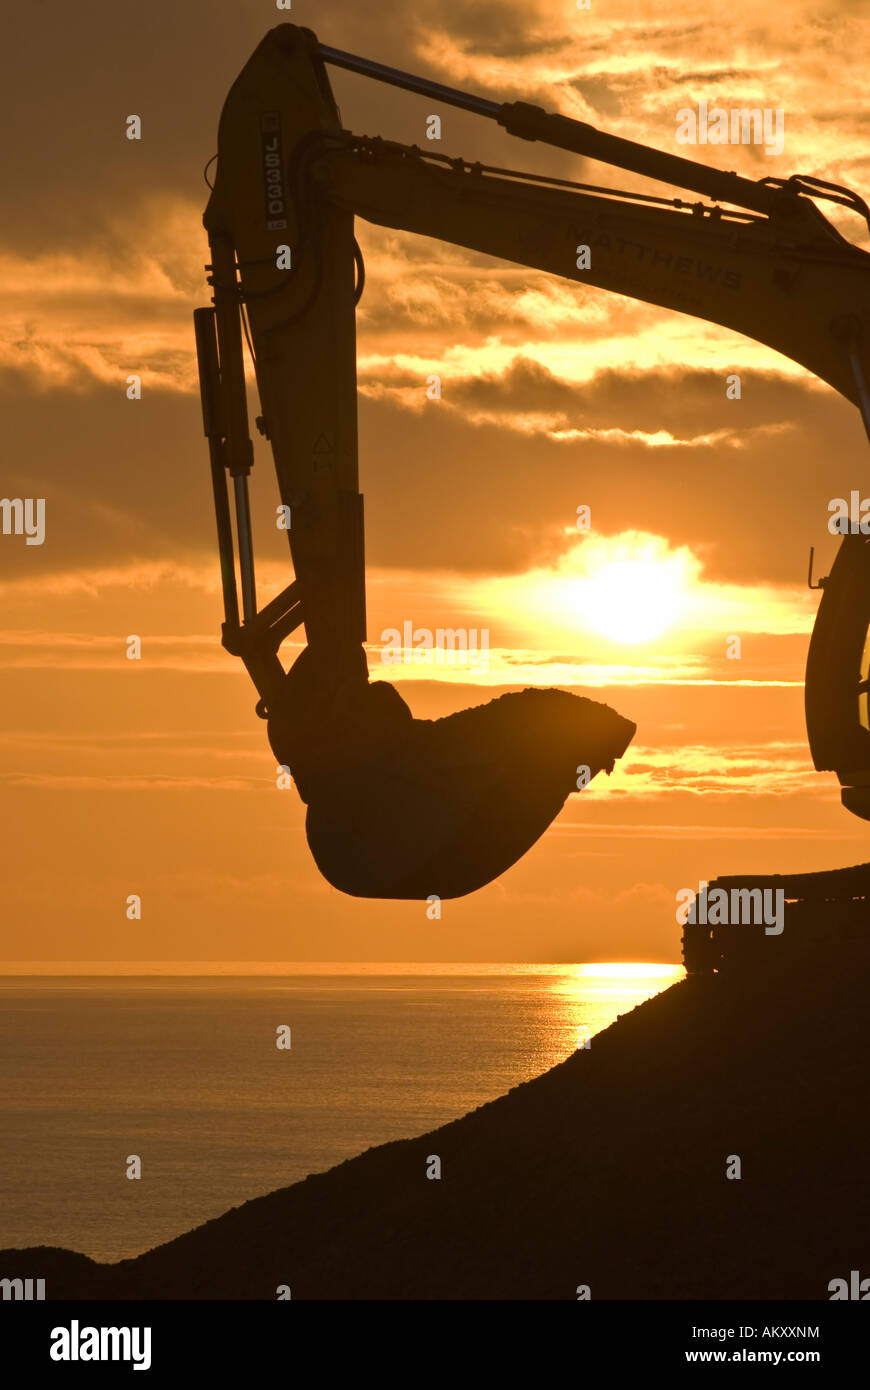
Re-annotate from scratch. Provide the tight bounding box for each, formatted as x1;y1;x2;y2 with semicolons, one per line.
541;963;685;1065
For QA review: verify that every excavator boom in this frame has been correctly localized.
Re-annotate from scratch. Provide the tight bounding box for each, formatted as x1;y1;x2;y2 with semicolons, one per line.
197;25;870;899
318;136;870;406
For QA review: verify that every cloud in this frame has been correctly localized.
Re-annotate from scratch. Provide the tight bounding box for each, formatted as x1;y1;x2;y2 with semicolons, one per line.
410;0;870;235
2;3;865;594
552;820;847;839
0;773;266;791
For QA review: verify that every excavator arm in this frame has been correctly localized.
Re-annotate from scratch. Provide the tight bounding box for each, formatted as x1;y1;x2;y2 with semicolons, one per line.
197;24;870;899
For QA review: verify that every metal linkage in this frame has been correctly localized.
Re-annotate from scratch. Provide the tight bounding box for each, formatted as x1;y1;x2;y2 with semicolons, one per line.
317;43;500;118
318;42;786;218
194;301;302;715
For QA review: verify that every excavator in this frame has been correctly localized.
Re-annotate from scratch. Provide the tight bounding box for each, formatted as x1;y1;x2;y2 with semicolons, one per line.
195;23;870;902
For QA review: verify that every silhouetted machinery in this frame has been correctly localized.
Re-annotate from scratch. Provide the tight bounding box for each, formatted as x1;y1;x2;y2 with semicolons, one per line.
805;534;870;820
195;24;870;900
682;862;870;976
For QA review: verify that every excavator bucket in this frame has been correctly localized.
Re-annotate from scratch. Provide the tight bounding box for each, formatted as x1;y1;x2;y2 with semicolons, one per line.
266;650;636;899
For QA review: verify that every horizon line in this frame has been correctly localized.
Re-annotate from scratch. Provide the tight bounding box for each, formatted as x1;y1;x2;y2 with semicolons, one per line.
0;959;683;977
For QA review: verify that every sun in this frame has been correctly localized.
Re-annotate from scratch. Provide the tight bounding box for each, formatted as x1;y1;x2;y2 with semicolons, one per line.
581;555;686;643
537;532;695;646
474;530;698;654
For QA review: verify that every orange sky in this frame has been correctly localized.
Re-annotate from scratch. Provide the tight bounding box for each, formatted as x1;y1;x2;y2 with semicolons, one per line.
2;0;870;963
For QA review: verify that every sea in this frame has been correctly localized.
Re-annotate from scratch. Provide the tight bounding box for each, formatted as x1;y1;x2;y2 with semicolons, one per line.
0;963;682;1263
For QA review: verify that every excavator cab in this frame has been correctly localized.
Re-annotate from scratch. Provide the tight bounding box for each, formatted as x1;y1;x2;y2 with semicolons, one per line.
806;534;870;820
